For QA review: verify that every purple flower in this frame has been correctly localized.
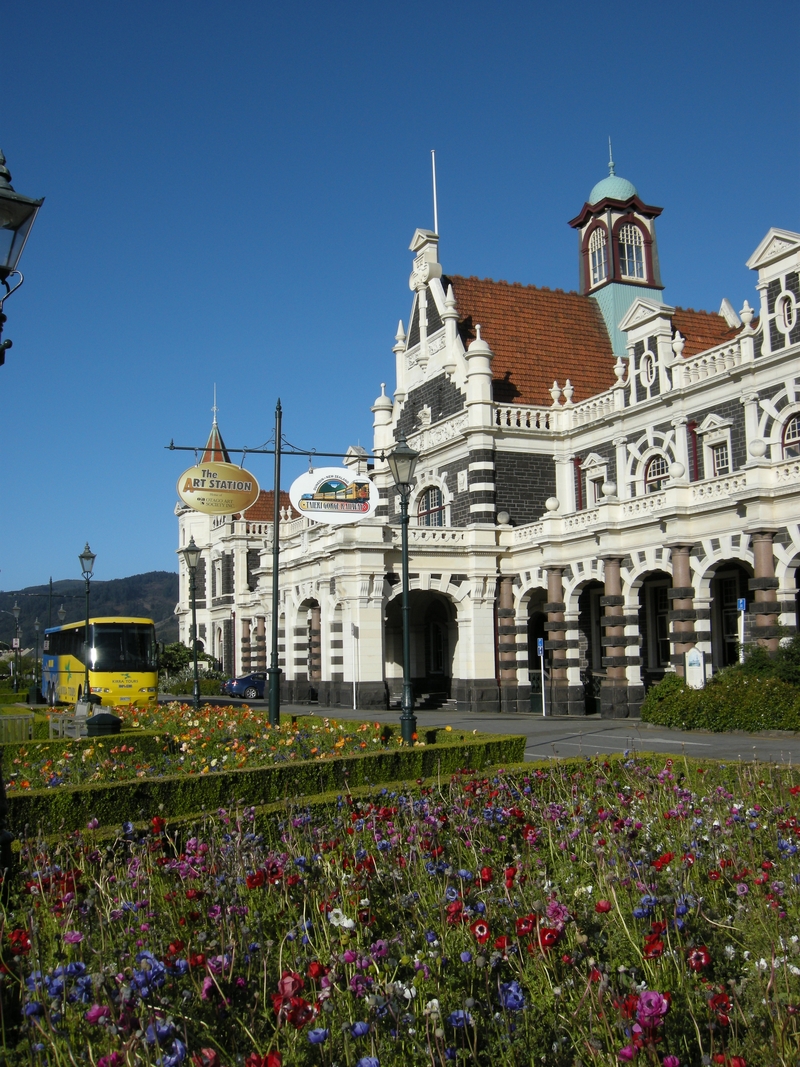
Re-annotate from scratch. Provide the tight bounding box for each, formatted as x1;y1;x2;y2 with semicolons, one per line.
662;1057;680;1067
545;900;570;926
308;1028;329;1044
356;1059;380;1067
85;1004;110;1025
162;1040;187;1067
735;883;749;896
499;980;525;1011
460;951;472;963
636;990;670;1027
617;1047;636;1062
350;1021;370;1037
448;1010;473;1028
370;939;388;959
63;931;84;944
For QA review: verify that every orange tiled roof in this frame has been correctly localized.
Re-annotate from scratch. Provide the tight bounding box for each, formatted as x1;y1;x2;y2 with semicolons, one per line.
236;490;297;522
672;307;745;358
447;275;616;405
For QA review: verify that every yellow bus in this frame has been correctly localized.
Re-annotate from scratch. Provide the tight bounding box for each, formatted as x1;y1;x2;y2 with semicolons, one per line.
41;617;159;707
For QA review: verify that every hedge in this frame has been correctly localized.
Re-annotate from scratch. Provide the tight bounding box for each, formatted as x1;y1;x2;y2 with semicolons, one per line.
5;733;525;834
641;670;800;732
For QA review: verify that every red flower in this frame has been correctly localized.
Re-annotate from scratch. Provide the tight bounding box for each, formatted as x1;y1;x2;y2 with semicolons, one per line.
246;1053;281;1067
151;816;166;834
595;899;612;913
652;851;675;871
286;996;316;1029
707;870;721;881
643;939;664;959
494;936;511;952
8;928;31;955
687;945;711;972
246;870;266;889
504;866;517;886
479;866;493;884
521;824;538;845
276;970;304;998
515;914;537;936
307;961;328;981
709;992;731;1026
185;889;205;900
470;919;491;944
539;927;560;949
191;1051;220;1067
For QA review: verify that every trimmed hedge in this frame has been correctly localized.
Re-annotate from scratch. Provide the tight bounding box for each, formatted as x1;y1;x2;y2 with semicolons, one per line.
5;733;525;834
641;670;800;732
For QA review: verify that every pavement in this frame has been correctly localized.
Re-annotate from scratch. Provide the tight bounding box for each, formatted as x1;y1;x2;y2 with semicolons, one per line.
159;695;800;765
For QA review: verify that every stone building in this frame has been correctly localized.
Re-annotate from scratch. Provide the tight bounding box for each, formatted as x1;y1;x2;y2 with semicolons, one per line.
176;162;800;716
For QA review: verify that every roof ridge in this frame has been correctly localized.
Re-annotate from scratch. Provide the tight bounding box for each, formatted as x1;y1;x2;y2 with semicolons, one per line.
449;273;580;297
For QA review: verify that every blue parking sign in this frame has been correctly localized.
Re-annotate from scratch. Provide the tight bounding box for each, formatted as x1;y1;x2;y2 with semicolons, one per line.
537;637;544;657
737;598;747;611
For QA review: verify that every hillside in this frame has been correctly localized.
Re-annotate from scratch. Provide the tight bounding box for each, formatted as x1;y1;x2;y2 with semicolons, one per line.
0;572;179;646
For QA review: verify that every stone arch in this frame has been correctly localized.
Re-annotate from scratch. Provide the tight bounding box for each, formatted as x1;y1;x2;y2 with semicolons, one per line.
384;589;458;707
622;428;678;497
692;551;754;672
754;376;800;459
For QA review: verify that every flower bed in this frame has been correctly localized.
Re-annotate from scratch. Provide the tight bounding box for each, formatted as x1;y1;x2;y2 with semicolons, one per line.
2;756;799;1066
3;708;469;793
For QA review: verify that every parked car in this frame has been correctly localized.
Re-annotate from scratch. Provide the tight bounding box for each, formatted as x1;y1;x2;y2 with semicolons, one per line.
221;672;266;699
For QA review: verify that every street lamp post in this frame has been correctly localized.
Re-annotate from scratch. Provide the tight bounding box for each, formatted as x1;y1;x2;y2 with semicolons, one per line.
79;543;96;704
181;536;202;712
30;618;40;705
0;148;44;366
12;601;20;693
386;434;420;745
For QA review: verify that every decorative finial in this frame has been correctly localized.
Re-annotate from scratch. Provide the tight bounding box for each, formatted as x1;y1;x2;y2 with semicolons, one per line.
0;149;12;190
475;324;482;340
212;383;218;425
608;137;615;177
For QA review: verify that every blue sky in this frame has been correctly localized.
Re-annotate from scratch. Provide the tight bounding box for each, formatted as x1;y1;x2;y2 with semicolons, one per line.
0;0;797;589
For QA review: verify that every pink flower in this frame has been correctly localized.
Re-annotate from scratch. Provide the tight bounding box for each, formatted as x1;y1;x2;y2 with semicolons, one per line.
545;900;570;926
617;1047;637;1061
87;818;99;830
201;976;215;1000
636;990;670;1027
85;1004;111;1024
663;1057;680;1067
63;931;84;944
98;1055;124;1067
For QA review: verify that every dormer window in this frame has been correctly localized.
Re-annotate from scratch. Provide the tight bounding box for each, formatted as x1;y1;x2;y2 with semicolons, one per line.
588;227;608;286
618;223;645;280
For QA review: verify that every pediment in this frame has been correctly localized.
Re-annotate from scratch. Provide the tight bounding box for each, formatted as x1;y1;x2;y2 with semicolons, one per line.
746;228;800;271
409;228;438;252
581;452;607;471
696;413;732;434
618;297;675;333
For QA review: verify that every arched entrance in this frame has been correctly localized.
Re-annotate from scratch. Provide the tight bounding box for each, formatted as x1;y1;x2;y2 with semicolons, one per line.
525;589;547;714
577;580;604;713
637;570;672;691
709;561;753;670
385;591;456;708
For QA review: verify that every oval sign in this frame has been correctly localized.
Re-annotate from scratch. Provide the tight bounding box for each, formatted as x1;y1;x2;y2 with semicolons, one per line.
289;467;379;525
177;461;260;515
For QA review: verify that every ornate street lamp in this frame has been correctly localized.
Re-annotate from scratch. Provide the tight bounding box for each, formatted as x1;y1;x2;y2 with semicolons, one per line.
79;543;96;704
386;434;420;745
12;601;20;693
181;536;202;711
0;149;44;366
58;604;66;623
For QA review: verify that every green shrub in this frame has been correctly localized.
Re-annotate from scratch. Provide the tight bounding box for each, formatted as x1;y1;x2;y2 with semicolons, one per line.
5;733;526;833
641;668;800;731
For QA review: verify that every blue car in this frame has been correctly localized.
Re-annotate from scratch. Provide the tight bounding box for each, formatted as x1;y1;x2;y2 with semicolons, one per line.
221;672;266;699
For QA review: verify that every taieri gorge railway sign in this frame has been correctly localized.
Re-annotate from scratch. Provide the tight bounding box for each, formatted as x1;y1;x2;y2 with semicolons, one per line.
177;461;260;515
289;467;380;525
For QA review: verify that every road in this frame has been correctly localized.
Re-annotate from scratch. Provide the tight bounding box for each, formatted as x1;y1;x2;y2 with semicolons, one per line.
164;695;800;765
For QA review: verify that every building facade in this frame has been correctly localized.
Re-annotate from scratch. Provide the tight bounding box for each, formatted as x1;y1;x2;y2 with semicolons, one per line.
176;165;800;716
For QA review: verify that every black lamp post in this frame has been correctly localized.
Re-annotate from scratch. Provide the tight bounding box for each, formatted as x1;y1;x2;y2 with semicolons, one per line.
58;604;66;624
30;618;40;705
0;149;44;366
386;434;420;745
79;543;96;704
12;601;20;693
182;536;202;712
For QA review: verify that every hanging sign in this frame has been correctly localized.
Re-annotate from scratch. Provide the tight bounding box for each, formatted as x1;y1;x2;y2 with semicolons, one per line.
289;467;379;525
177;461;260;515
684;647;706;690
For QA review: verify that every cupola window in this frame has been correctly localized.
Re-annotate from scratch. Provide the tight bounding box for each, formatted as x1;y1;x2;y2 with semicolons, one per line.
618;223;645;280
645;454;669;493
783;415;800;459
417;487;446;526
588;227;608;286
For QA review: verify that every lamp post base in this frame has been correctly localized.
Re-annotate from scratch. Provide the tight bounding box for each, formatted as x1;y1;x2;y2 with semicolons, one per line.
267;666;281;727
400;682;416;745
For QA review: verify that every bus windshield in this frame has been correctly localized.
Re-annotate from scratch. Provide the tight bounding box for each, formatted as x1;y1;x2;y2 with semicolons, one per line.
89;624;158;673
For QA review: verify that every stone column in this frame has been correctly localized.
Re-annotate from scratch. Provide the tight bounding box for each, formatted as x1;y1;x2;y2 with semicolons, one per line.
599;556;629;717
309;604;322;682
544;568;570;715
750;530;780;652
497;575;517;712
668;544;696;677
240;618;252;672
254;616;266;670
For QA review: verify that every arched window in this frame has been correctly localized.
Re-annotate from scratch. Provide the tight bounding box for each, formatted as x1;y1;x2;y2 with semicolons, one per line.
645;454;669;493
618;223;645;280
588;227;608;286
417;487;446;526
783;414;800;458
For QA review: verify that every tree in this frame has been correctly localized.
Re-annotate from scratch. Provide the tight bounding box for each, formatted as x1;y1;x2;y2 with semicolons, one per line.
160;642;194;675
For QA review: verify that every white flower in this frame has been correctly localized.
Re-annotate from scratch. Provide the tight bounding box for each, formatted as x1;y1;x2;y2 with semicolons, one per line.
327;908;354;929
424;999;440;1016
